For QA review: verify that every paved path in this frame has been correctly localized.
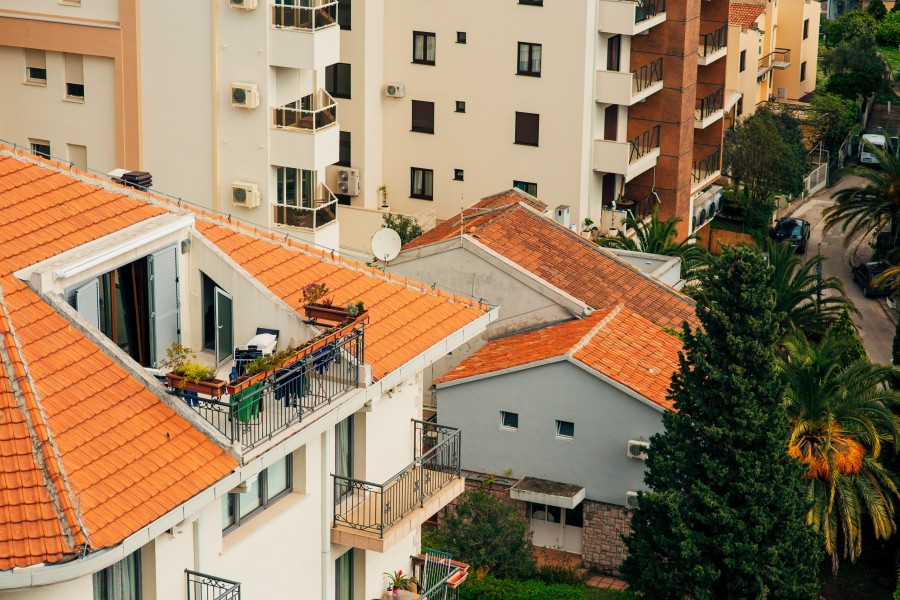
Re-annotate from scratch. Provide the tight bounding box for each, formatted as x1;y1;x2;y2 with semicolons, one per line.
785;175;895;364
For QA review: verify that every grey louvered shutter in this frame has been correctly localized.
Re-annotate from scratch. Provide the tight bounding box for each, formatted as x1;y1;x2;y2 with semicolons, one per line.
148;245;180;368
73;279;100;330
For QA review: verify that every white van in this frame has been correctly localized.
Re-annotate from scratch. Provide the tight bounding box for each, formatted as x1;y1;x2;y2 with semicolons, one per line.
860;133;888;165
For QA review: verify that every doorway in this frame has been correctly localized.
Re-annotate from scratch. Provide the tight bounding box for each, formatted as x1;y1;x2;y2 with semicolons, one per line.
201;273;233;365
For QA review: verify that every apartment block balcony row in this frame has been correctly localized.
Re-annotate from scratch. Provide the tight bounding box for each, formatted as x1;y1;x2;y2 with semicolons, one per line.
593;125;661;182
269;1;339;70
698;25;728;66
597;0;667;36
596;57;664;106
757;48;792;78
695;87;724;129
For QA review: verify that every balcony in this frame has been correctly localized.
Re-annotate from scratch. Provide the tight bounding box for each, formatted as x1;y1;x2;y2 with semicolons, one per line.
692;148;721;190
597;0;667;36
268;2;340;70
593;125;661;182
332;421;464;553
272;90;337;132
410;552;469;599
186;570;240;600
595;57;664;106
273;183;338;230
695;87;724;129
270;91;339;171
758;48;792;78
697;25;727;66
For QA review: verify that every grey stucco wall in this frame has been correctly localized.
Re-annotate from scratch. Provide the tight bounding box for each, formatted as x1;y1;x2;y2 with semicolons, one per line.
438;361;665;506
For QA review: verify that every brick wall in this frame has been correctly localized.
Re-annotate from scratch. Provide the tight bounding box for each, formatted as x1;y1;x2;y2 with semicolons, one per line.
581;499;631;574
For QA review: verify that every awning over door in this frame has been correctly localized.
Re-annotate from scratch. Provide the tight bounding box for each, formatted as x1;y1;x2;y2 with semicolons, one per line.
510;477;585;510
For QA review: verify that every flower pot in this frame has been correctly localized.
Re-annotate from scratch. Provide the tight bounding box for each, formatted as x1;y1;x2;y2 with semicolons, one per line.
165;373;227;399
303;304;352;323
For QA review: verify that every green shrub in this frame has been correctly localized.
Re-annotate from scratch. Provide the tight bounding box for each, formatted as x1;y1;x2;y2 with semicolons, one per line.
535;563;585;586
458;575;631;600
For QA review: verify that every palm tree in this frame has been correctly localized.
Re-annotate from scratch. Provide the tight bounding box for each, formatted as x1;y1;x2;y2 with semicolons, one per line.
780;332;900;570
596;209;708;279
823;145;900;247
768;240;855;338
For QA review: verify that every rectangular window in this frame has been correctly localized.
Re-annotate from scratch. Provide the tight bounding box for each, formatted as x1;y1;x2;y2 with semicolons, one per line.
455;100;466;113
337;131;351;167
530;502;561;523
67;143;87;170
325;63;351;99
457;31;466;44
454;169;464;181
335;550;353;600
607;35;621;71
275;166;315;207
413;31;436;65
338;0;351;30
803;18;809;40
519;0;543;4
65;53;84;99
800;61;807;82
517;42;542;76
500;411;519;430
93;550;141;600
411;100;435;134
513;180;537;196
736;97;744;116
515;112;540;146
30;139;51;159
739;50;746;73
24;49;47;84
222;455;293;532
556;420;574;439
410;167;434;200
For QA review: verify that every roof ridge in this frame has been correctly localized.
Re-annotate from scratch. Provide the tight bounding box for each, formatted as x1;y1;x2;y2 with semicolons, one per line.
0;281;90;556
469;203;533;238
567;304;623;358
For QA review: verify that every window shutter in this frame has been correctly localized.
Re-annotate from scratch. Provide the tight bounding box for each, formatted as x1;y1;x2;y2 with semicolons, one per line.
148;245;180;368
25;49;46;70
65;53;84;85
411;101;435;133
515;112;540;146
73;279;100;330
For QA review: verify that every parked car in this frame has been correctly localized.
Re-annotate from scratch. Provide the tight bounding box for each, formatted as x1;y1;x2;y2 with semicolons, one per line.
852;261;897;297
771;218;811;253
860;133;888;165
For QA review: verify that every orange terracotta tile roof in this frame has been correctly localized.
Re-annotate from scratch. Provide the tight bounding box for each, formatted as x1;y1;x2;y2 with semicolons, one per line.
437;305;682;410
404;199;696;331
730;3;766;29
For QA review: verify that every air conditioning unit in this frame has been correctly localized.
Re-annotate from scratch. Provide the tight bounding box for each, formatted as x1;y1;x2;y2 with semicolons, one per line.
232;182;260;208
385;83;405;98
231;83;260;109
336;167;360;196
229;0;258;9
627;440;650;460
625;491;640;509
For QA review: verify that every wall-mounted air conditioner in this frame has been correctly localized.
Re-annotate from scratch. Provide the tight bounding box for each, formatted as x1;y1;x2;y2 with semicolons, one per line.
229;0;258;9
232;181;261;208
626;491;640;509
627;440;650;460
231;83;260;109
336;167;360;196
385;83;405;98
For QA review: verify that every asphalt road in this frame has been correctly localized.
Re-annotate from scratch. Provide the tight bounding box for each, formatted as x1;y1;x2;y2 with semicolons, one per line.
784;175;895;365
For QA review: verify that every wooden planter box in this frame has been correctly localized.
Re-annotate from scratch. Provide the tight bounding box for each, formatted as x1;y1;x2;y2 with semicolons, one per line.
303;304;353;323
165;373;227;399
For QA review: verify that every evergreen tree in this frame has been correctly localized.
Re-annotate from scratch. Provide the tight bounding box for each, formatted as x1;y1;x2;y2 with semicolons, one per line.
621;246;822;599
828;307;867;362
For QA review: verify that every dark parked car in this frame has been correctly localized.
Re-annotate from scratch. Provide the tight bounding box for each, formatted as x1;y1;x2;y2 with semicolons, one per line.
852;261;897;297
771;218;811;253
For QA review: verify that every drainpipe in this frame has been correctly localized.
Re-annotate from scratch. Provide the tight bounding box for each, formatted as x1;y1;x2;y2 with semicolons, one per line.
322;429;332;600
211;0;221;213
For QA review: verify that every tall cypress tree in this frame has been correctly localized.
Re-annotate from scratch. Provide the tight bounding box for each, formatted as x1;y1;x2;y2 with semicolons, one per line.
621;246;821;599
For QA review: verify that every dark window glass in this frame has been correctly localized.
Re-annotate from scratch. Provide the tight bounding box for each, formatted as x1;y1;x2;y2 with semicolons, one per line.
565;503;584;528
607;35;621;71
739;50;746;72
410;167;434;199
223;455;293;532
335;551;353;600
31;142;50;159
519;0;543;5
513;180;537;196
66;82;85;98
455;101;466;113
501;411;519;429
325;63;351;99
803;18;809;40
800;61;807;82
411;100;435;134
93;551;141;600
517;42;542;76
556;420;574;438
454;169;464;181
736;97;744;116
515;112;540;146
27;67;47;82
338;0;351;30
457;31;466;44
338;131;351;167
413;31;436;64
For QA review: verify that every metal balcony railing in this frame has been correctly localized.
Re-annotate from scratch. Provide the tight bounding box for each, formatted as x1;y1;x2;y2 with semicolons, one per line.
635;0;666;23
633;57;663;95
333;421;461;538
271;1;337;31
758;48;791;76
186;570;240;600
698;25;727;58
695;87;724;122
629;125;661;164
272;90;337;132
692;148;721;183
412;552;465;600
273;183;339;230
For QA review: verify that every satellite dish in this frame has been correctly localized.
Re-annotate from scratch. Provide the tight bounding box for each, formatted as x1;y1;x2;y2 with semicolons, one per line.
371;228;402;263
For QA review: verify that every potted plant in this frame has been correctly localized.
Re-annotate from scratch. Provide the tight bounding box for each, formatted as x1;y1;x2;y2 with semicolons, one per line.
383;570;409;596
378;184;390;211
302;283;367;324
163;342;227;398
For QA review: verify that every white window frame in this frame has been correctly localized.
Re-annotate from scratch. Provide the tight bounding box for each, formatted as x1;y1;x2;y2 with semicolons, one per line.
556;420;574;439
500;411;519;430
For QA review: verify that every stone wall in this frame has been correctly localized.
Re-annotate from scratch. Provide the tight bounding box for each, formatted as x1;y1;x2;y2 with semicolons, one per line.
581;499;630;574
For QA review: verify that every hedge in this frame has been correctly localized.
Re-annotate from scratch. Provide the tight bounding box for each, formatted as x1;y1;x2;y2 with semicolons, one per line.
458;575;632;600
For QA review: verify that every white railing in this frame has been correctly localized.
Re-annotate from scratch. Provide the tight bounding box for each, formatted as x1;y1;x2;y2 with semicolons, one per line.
273;184;338;230
273;90;338;132
271;1;338;31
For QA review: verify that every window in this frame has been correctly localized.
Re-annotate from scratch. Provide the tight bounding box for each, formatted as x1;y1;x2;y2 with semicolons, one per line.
335;550;354;600
325;63;351;99
454;169;464;181
556;420;574;439
60;0;82;5
607;35;621;71
338;0;351;30
275;167;315;207
519;0;543;4
93;551;141;600
24;49;47;84
455;100;466;113
411;100;435;133
64;53;85;100
517;42;542;76
410;167;434;199
513;180;537;196
800;61;807;82
30;139;51;159
413;31;436;65
530;502;561;523
500;411;519;430
515;112;540;146
803;18;809;40
67;143;87;170
457;31;466;44
736;97;744;116
222;455;293;532
739;50;746;73
337;131;351;167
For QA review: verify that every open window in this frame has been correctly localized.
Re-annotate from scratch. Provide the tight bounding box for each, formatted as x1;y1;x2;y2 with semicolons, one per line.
201;272;233;365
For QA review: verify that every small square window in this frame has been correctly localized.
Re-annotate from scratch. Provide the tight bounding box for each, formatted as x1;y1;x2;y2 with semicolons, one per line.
66;83;85;98
501;411;519;430
30;139;51;159
513;180;537;196
556;420;574;439
410;167;434;200
454;169;464;181
413;31;436;65
455;101;466;113
457;32;466;44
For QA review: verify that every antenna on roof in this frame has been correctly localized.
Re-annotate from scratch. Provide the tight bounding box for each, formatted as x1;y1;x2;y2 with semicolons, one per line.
460;194;465;240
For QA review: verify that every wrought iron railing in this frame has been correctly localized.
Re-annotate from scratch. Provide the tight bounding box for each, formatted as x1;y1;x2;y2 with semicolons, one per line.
633;57;663;95
629;125;660;164
273;184;338;230
186;570;241;600
635;0;666;23
272;90;337;132
692;148;721;183
333;421;461;538
698;25;727;58
695;87;724;122
171;322;363;450
271;1;337;30
758;49;790;76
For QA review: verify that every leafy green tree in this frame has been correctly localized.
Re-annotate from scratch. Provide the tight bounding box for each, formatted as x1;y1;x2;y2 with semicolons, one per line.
595;209;709;279
382;213;424;246
823;10;878;47
622;246;822;599
780;332;900;570
426;488;535;579
878;10;900;44
810;93;859;154
823;37;889;98
828;308;867;362
868;0;888;21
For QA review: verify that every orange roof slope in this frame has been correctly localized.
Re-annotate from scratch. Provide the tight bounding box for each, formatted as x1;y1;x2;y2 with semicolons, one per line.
438;305;682;410
197;221;489;381
730;3;766;28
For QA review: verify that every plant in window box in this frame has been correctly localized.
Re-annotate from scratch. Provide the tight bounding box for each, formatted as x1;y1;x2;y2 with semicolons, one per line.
383;570;410;595
163;342;227;398
302;283;367;323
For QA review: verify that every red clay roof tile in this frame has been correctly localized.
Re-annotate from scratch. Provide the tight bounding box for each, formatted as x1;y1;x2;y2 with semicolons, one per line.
730;3;766;28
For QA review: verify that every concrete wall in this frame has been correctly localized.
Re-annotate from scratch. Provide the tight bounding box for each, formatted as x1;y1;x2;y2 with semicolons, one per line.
438;361;665;505
0;0;119;21
774;0;820;101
